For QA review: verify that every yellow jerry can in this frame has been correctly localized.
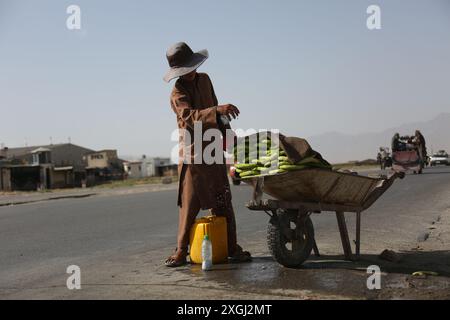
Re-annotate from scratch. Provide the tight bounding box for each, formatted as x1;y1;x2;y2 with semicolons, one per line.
189;215;228;264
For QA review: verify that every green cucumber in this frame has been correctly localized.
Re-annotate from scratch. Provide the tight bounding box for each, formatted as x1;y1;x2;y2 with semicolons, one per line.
269;169;287;175
235;163;257;170
239;170;259;177
251;159;264;166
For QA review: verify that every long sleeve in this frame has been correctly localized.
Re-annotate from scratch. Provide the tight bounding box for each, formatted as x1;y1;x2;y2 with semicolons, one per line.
208;75;232;133
171;86;218;130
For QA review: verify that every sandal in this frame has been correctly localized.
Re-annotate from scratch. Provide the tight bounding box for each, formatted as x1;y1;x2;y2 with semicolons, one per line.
165;248;188;268
229;245;252;263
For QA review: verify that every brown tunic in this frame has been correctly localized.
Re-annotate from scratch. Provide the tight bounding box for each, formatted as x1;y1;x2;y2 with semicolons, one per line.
170;72;232;210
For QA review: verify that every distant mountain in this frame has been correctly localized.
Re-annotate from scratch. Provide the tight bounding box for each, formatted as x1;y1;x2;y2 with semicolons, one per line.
308;113;450;163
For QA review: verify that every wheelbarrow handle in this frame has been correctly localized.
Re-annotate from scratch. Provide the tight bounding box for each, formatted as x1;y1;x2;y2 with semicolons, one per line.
388;171;405;180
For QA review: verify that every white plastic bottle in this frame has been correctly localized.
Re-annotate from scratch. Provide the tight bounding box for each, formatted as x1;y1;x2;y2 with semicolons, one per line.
201;234;213;271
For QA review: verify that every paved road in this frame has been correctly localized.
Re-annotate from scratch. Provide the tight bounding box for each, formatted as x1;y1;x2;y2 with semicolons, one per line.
1;166;450;299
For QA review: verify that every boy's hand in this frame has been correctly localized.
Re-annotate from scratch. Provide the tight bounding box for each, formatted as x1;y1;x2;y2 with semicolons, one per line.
217;104;240;121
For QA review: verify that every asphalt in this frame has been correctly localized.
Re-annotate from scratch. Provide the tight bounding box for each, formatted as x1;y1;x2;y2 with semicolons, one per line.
1;166;450;299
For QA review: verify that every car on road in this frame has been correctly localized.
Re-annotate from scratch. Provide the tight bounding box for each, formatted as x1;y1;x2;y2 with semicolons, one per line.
429;150;449;166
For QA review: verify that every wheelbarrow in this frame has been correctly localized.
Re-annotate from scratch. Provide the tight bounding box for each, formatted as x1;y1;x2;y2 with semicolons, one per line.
243;168;404;267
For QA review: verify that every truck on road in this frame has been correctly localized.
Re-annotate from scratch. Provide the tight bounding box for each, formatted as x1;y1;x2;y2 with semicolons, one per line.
392;135;424;174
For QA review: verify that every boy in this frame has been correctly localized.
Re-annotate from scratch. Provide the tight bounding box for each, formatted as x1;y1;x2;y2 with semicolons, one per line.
163;42;251;267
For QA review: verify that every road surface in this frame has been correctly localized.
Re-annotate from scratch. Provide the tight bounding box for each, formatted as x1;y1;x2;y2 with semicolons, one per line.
1;166;450;299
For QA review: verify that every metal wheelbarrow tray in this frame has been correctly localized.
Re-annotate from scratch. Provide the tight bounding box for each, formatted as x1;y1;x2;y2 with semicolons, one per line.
243;168;404;267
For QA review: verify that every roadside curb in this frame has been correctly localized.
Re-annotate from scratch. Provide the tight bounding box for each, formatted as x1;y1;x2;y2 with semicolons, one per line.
0;182;179;207
0;193;97;207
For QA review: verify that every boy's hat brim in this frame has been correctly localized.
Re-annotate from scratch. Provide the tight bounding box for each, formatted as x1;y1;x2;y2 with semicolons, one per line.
163;49;208;82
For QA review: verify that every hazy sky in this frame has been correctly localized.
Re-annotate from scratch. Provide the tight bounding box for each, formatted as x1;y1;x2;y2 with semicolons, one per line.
1;0;449;159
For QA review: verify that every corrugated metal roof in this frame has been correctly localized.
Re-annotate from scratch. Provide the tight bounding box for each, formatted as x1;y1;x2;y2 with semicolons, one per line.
1;143;95;158
31;147;51;153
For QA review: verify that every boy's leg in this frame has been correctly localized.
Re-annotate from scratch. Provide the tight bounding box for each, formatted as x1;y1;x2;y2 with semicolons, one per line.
166;166;201;266
177;167;201;251
177;197;201;251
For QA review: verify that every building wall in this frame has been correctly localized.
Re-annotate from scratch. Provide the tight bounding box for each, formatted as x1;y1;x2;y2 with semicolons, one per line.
10;166;40;191
86;150;119;169
1;144;94;171
140;157;171;177
0;144;125;190
0;168;11;191
85;150;124;186
128;163;143;179
51;144;94;170
141;158;155;177
52;170;73;189
87;152;109;168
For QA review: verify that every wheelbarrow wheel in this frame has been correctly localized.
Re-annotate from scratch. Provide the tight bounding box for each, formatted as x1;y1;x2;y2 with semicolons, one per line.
267;209;315;268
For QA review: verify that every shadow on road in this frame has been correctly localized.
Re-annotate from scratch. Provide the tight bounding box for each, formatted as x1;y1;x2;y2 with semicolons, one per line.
178;250;450;300
301;250;450;277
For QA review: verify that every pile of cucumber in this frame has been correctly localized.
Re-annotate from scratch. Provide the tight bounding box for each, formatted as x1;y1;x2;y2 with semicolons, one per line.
232;137;330;179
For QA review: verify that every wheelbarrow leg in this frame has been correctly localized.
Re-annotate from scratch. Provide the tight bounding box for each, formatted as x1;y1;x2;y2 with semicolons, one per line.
355;211;361;259
252;177;264;204
336;211;353;261
312;238;320;257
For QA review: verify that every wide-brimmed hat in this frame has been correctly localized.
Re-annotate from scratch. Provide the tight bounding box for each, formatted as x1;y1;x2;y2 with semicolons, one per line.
163;42;209;82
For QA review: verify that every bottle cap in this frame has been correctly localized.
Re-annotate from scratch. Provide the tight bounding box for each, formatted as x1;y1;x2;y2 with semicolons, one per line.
204;234;210;241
